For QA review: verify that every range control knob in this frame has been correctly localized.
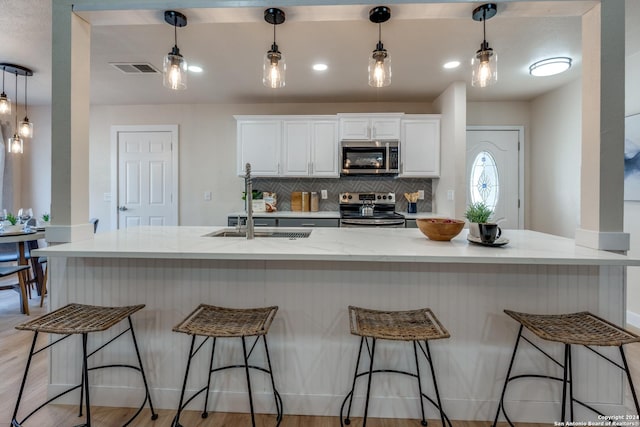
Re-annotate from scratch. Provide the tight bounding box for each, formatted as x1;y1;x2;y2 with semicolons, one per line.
348;195;353;200
383;195;387;200
377;195;381;200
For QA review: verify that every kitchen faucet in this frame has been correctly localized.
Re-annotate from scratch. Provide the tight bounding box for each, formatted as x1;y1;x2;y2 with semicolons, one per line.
245;163;254;240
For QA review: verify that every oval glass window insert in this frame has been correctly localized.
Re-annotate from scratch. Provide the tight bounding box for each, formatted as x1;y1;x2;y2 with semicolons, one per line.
470;151;499;211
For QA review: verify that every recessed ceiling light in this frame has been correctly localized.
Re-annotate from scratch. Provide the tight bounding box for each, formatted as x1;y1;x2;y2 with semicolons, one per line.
443;61;461;69
188;65;203;73
529;57;572;77
313;63;328;71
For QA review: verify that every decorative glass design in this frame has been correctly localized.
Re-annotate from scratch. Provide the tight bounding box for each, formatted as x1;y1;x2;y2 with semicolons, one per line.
470;151;499;210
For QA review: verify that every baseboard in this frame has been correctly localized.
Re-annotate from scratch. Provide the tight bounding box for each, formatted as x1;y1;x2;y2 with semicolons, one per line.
627;310;640;329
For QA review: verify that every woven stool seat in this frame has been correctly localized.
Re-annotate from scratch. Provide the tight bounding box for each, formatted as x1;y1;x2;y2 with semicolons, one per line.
349;306;450;341
173;304;278;337
504;310;640;347
15;303;145;334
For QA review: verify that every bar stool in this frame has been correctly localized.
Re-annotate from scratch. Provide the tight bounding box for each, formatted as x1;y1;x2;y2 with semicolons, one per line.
171;304;283;427
340;306;452;427
12;303;158;427
493;310;640;426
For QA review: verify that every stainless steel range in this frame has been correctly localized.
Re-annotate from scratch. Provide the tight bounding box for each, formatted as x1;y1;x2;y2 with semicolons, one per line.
339;192;406;228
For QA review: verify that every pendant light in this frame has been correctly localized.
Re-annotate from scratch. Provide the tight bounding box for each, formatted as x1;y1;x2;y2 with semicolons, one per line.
263;8;286;89
471;3;498;88
163;10;188;90
0;67;10;115
8;71;23;154
19;71;33;138
368;6;392;88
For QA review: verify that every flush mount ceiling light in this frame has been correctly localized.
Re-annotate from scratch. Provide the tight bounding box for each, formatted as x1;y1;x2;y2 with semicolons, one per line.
163;10;188;90
263;8;286;89
529;57;572;77
313;63;328;71
443;61;461;69
471;3;498;88
368;6;392;88
0;66;10;115
188;65;203;73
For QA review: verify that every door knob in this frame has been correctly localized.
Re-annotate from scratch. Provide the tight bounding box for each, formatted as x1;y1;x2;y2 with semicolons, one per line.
118;206;128;211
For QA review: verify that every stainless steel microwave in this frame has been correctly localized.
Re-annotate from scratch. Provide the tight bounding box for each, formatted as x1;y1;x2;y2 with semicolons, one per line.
340;140;400;175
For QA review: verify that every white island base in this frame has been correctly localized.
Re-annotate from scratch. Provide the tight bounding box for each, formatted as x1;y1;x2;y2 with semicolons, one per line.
40;227;638;423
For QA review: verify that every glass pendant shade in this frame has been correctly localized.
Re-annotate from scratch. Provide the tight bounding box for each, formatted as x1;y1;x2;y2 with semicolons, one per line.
263;47;286;89
0;93;10;115
163;49;187;90
471;43;497;87
19;117;33;138
368;47;391;88
8;133;23;154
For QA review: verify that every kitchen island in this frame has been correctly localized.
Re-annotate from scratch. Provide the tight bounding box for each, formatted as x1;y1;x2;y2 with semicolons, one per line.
36;227;640;422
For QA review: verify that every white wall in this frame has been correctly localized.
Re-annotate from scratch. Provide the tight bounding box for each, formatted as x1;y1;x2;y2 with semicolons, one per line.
90;102;434;230
22;105;51;220
625;50;640;321
529;79;582;238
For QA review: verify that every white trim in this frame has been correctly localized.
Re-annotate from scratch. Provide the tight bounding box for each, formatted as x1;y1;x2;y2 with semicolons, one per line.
627;310;640;329
575;228;630;251
466;126;525;229
110;125;179;230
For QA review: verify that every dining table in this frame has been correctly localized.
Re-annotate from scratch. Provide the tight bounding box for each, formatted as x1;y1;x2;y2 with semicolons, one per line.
0;229;46;314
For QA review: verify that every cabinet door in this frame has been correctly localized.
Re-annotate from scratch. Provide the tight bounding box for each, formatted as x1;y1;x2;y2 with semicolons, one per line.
340;118;371;140
278;218;340;227
311;120;339;177
400;119;440;177
237;120;281;176
371;117;401;139
282;121;311;176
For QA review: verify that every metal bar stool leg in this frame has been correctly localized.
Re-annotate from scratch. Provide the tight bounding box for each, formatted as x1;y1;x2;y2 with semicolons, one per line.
202;337;217;419
172;335;197;427
412;341;428;426
82;332;92;427
424;340;446;427
262;335;283;424
568;344;574;421
11;332;39;425
343;336;365;426
561;344;569;422
362;337;377;427
127;316;158;420
242;336;257;427
620;346;640;415
492;325;524;427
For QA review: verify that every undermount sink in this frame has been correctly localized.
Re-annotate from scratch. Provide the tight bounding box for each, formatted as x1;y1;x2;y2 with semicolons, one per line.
206;229;312;239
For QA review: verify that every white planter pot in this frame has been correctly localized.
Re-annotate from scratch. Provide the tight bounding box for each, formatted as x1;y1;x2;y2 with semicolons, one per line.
468;222;480;239
3;225;24;233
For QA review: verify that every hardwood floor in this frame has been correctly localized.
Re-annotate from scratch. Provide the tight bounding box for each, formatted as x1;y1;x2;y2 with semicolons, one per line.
1;288;638;426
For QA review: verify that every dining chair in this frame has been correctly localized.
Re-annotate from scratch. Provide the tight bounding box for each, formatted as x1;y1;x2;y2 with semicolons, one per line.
0;265;34;314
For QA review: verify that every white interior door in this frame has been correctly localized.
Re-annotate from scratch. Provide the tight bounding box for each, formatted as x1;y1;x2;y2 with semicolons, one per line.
114;126;178;228
466;129;521;229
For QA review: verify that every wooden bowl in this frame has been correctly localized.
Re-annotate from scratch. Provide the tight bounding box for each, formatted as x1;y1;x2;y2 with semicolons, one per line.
416;218;465;241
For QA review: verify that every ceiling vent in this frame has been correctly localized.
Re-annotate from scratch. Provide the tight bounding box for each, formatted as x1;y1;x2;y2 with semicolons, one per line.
110;62;160;74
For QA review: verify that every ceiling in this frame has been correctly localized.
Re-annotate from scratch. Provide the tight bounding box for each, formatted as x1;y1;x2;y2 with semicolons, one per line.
1;0;639;107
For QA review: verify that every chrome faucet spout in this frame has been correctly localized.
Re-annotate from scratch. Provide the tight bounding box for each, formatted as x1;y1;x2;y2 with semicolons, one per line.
245;163;254;240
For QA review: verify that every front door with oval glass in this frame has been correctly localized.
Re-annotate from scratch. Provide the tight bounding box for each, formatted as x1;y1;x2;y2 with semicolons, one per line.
466;129;520;229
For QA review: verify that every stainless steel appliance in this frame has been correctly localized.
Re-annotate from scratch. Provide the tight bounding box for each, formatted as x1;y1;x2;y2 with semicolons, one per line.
339;192;405;227
340;140;400;175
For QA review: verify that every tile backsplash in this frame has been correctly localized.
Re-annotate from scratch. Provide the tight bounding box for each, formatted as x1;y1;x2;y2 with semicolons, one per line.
252;176;432;212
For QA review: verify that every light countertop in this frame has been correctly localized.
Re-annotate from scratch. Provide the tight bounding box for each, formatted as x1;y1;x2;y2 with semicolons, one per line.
35;226;640;266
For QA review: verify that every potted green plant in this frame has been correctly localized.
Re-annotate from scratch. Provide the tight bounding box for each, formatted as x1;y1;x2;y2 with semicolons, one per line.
41;213;50;226
4;213;21;232
464;202;493;238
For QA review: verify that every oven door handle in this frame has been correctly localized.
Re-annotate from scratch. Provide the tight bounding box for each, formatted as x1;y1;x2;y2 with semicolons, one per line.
340;218;406;227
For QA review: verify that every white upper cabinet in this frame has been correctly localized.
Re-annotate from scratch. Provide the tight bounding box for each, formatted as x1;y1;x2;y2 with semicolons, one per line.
282;119;339;177
236;116;338;178
400;115;441;177
237;119;281;176
338;113;402;140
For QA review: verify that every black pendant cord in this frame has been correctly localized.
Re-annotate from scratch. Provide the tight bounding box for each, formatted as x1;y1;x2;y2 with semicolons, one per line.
378;23;382;45
1;67;5;93
23;73;28;118
13;71;18;130
174;21;178;50
483;11;487;44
